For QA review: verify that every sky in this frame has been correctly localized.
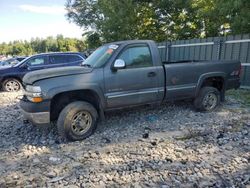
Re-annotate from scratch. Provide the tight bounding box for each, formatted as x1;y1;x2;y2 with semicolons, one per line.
0;0;84;43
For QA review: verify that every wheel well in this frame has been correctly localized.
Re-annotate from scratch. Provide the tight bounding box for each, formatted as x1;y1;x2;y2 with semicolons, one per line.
201;77;224;92
50;90;101;122
2;76;22;85
1;77;23;90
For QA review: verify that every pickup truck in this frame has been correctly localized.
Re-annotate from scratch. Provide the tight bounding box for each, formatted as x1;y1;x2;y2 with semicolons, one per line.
20;40;241;141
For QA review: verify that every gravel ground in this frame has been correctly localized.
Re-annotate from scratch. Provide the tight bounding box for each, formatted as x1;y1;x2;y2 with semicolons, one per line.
0;91;249;188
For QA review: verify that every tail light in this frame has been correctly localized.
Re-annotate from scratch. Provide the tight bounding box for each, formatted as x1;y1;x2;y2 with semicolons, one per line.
238;64;242;76
230;64;242;77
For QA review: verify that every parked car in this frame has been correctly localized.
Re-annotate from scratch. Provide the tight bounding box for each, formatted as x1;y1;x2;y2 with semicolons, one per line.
20;40;241;141
0;52;86;92
0;56;27;67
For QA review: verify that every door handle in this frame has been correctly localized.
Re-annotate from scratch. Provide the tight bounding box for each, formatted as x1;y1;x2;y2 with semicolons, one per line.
147;72;156;77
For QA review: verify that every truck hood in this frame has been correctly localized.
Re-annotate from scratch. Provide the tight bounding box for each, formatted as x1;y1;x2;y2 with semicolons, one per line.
23;66;93;84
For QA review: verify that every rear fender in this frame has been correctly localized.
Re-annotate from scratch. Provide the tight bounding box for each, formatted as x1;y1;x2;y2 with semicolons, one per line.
195;72;226;97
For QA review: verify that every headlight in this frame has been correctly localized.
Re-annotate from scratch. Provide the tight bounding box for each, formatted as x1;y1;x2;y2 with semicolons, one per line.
26;85;41;93
25;85;43;103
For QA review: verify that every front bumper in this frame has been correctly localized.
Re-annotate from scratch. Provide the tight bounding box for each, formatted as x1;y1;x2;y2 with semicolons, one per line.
21;109;50;126
20;98;51;126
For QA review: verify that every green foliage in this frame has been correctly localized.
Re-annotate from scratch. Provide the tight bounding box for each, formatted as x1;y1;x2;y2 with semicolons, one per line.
215;0;250;35
227;89;250;107
1;0;249;54
192;0;250;36
66;0;250;42
86;32;102;49
0;35;87;56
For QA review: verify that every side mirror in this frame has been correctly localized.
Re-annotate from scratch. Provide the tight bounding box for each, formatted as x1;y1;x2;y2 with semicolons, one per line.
113;59;126;70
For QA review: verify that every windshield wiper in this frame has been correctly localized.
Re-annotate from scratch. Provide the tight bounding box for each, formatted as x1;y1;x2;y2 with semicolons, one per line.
81;64;92;68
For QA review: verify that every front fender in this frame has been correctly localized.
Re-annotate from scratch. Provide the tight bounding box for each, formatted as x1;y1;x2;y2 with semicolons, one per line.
44;84;106;109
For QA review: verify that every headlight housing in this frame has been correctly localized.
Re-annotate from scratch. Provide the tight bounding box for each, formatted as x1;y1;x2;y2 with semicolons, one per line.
24;85;43;103
26;85;41;93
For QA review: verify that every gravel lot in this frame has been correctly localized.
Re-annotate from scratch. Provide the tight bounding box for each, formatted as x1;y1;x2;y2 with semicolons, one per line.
0;91;249;187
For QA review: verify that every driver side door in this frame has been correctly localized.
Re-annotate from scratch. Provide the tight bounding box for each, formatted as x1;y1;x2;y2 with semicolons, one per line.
104;44;159;108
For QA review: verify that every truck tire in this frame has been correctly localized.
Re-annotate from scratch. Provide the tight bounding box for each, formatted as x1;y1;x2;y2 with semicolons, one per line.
2;78;22;92
194;86;220;112
57;101;98;141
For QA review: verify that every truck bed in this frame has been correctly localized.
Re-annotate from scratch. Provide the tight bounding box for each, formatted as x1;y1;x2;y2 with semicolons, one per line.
163;60;241;100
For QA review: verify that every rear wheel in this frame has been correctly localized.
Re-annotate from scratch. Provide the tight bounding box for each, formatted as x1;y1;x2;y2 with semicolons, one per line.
3;79;22;92
194;86;220;112
57;101;98;141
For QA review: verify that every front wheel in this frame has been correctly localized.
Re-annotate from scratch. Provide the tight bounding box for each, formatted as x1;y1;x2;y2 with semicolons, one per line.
57;101;98;141
194;86;220;112
3;79;22;92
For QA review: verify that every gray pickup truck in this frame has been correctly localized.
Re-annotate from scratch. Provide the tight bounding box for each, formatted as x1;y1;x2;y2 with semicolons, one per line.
20;40;241;141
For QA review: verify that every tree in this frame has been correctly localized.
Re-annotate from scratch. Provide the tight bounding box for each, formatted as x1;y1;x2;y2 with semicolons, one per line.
156;0;203;40
85;32;102;49
192;0;250;36
66;0;138;42
11;41;26;56
46;36;59;52
0;36;87;56
66;0;205;41
66;0;250;42
66;0;206;41
215;0;250;35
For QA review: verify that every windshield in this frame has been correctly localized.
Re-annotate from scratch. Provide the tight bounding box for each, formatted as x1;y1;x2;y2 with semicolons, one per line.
82;44;119;68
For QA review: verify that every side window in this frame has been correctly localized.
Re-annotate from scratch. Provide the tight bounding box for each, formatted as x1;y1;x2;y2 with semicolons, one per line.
27;57;45;66
68;55;83;63
118;45;153;68
49;55;68;64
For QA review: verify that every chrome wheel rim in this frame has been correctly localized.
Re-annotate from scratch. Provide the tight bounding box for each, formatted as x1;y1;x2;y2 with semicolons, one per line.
71;111;92;135
203;92;217;110
5;80;20;92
